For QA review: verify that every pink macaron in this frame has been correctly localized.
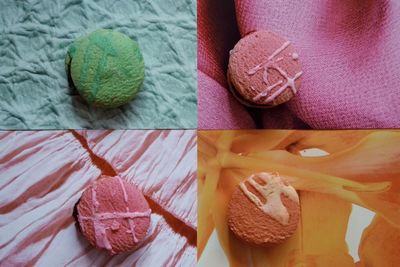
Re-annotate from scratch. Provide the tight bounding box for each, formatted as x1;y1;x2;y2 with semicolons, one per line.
76;175;151;254
228;31;302;108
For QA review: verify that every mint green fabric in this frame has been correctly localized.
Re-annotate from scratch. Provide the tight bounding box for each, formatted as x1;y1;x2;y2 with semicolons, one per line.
0;0;196;129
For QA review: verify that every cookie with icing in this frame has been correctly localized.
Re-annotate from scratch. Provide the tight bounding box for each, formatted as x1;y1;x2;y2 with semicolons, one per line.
228;31;302;108
65;29;145;108
228;172;300;246
76;175;151;254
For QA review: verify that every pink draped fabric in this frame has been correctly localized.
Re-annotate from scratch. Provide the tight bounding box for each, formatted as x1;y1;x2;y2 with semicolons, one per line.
198;0;400;129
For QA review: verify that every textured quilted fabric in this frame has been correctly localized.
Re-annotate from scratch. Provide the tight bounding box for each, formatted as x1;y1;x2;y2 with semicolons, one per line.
0;0;196;129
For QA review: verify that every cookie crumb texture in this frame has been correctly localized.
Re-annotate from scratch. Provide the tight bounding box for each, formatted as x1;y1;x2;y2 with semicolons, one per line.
66;29;145;108
77;176;151;254
228;31;302;108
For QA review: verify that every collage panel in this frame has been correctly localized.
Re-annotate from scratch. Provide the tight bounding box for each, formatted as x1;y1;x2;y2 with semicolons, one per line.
0;130;196;266
198;130;400;266
198;0;400;129
0;0;196;129
1;0;400;266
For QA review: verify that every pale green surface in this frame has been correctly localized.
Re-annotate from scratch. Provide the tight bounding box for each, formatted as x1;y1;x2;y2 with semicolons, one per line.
0;0;197;129
66;30;145;108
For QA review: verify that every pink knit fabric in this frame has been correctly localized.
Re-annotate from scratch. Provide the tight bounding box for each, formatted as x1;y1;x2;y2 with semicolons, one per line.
198;0;400;129
199;71;256;129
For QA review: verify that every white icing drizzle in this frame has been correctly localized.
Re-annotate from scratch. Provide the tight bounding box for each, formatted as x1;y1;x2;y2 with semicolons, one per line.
254;67;303;102
247;41;302;103
239;172;299;225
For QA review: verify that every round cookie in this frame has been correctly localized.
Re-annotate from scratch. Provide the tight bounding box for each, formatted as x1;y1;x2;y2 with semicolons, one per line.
228;31;302;108
76;175;151;254
65;29;145;108
228;172;300;247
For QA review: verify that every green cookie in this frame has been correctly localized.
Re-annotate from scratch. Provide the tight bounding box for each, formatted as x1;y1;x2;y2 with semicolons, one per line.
65;29;145;108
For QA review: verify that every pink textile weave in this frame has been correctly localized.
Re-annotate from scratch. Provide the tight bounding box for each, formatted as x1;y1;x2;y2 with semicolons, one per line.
198;0;400;129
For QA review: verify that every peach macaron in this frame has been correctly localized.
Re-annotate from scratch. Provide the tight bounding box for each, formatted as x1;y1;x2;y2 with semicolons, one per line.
228;172;300;246
228;31;302;108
